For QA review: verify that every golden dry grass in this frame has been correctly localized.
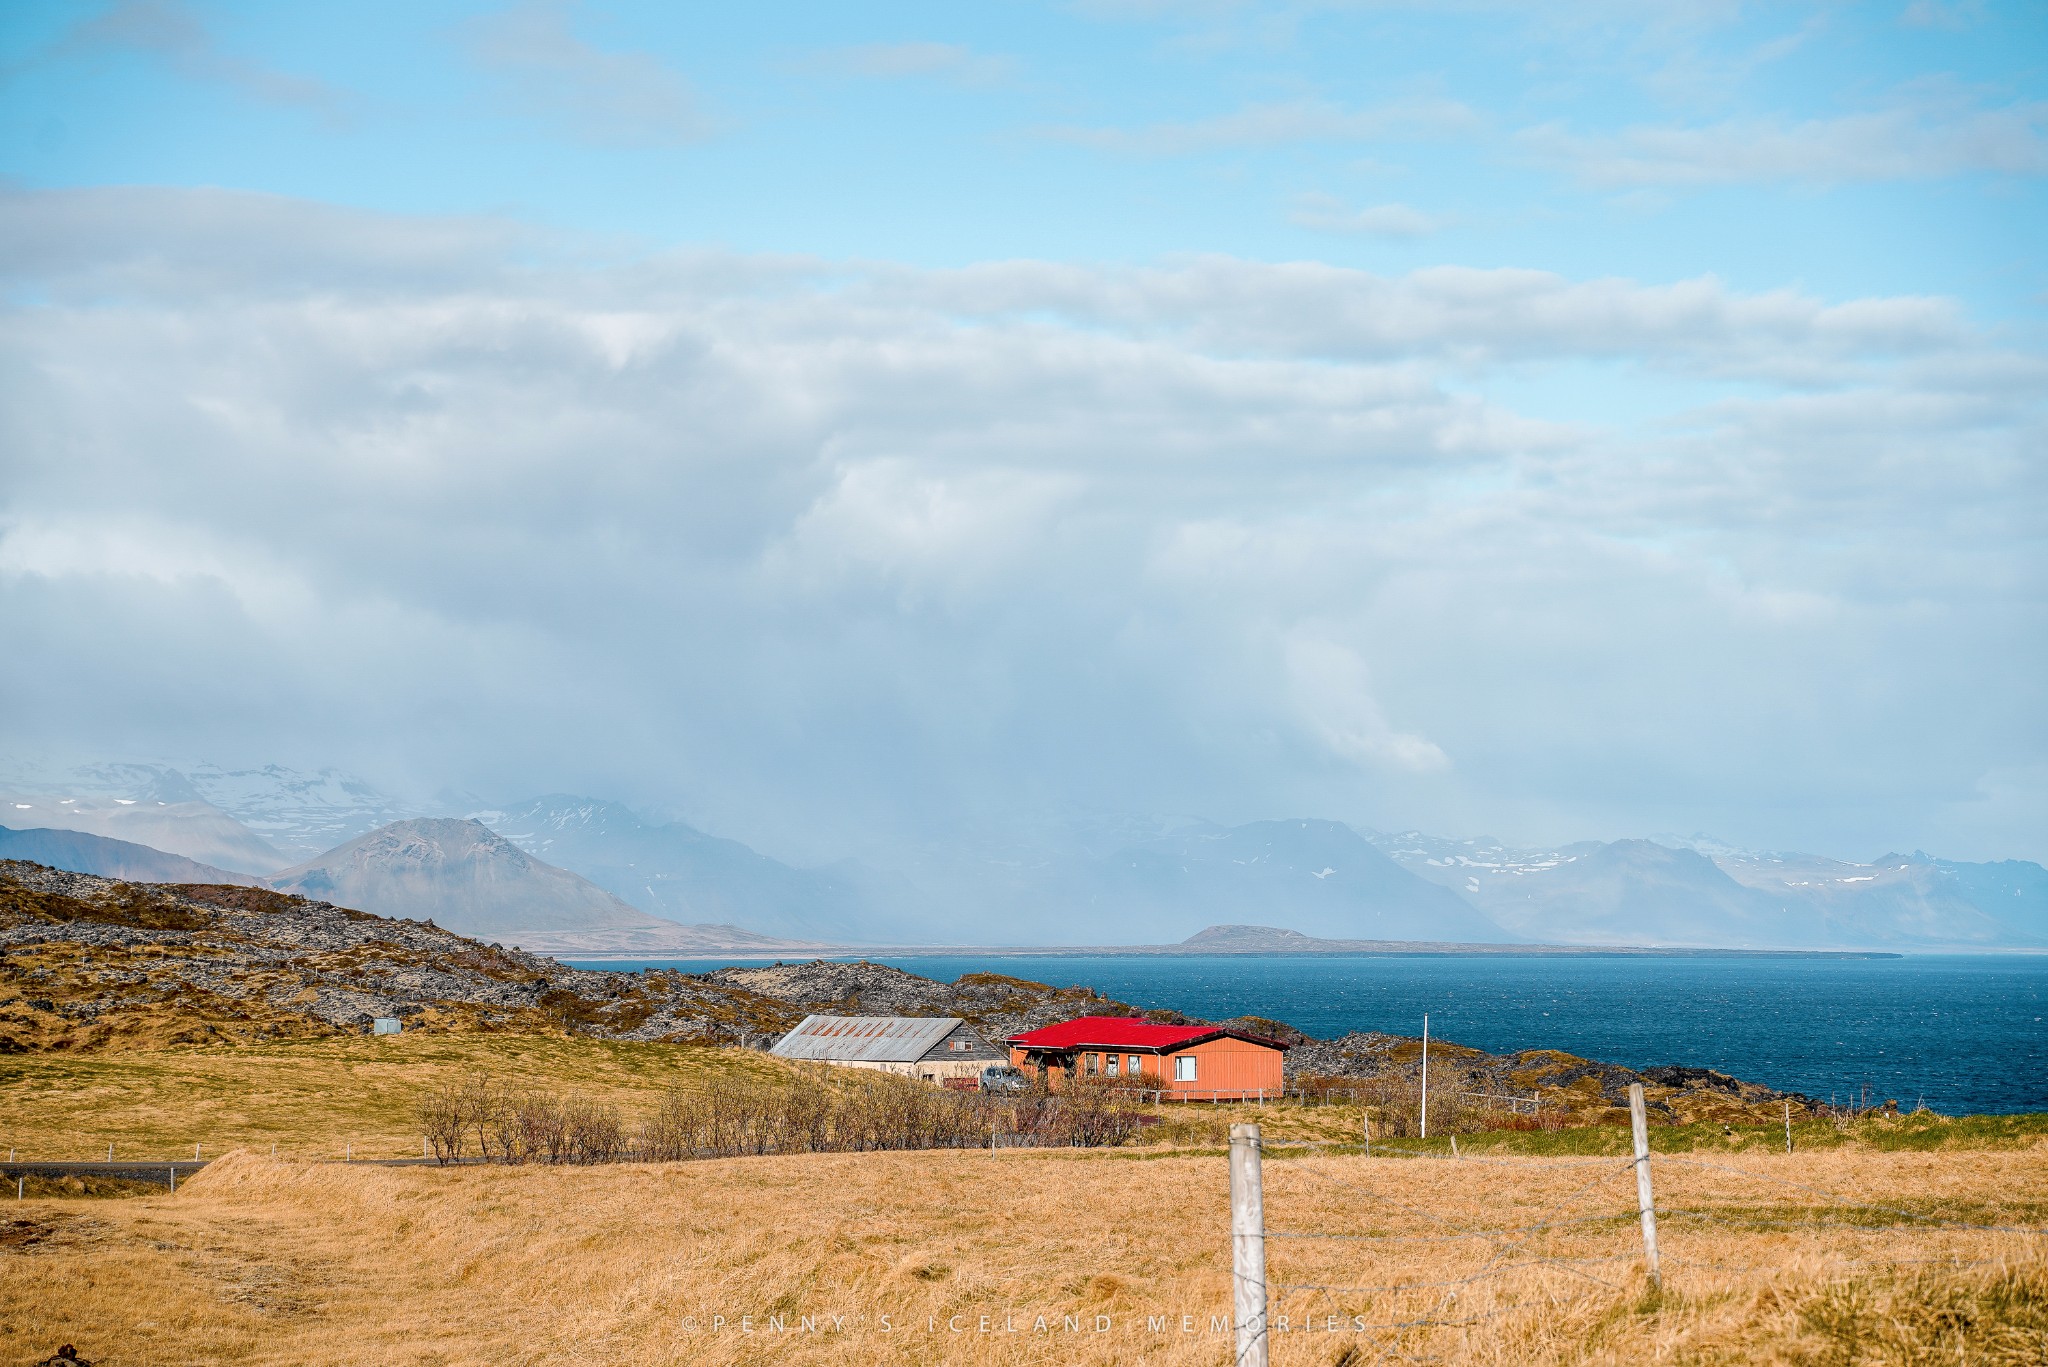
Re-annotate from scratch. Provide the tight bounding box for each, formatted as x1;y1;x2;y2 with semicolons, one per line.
7;1035;2040;1164
5;1138;2044;1365
0;1035;794;1161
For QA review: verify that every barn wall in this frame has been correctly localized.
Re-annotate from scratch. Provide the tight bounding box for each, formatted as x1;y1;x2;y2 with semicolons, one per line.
809;1059;917;1077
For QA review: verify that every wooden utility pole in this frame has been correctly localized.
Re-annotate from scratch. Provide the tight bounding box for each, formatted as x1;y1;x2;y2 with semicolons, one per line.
1628;1083;1661;1287
1783;1100;1793;1155
1229;1123;1269;1367
1420;1014;1430;1140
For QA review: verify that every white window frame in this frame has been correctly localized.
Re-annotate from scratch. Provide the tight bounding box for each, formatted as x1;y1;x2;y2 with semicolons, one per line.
1105;1054;1119;1076
1127;1054;1143;1076
1174;1054;1197;1082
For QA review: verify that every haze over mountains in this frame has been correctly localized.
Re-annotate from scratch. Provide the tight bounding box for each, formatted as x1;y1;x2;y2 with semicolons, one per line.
268;818;813;956
469;796;891;943
1;760;2042;953
0;825;263;889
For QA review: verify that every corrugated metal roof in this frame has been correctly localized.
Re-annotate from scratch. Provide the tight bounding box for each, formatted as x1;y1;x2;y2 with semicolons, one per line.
1006;1015;1290;1051
770;1014;967;1063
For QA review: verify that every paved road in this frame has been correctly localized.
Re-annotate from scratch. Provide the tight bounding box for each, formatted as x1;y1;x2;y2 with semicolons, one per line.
3;1160;209;1190
0;1155;492;1191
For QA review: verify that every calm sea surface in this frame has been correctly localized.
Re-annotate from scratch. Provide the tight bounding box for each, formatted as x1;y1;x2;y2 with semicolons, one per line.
564;954;2048;1116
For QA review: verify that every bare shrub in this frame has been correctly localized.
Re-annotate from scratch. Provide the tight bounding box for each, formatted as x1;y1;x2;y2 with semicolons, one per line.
421;1060;1164;1168
416;1085;469;1165
563;1095;623;1163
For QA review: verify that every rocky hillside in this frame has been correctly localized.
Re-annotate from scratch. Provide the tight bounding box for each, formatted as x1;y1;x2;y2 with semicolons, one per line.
1287;1031;1823;1127
0;860;798;1051
703;959;1165;1042
0;861;1829;1126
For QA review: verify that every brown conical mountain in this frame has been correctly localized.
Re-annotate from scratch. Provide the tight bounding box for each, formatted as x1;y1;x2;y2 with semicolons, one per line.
268;818;815;954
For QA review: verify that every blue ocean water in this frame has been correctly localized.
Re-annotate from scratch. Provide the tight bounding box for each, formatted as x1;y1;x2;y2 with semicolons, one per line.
565;954;2048;1117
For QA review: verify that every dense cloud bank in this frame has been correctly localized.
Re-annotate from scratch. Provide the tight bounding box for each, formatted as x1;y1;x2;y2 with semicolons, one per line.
0;187;2040;864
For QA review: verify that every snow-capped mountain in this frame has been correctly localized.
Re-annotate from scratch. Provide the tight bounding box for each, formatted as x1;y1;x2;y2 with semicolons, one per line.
1369;829;2048;948
0;760;426;866
1365;830;1606;902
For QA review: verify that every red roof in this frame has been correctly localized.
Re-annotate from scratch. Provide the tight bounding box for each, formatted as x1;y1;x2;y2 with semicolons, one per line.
1005;1015;1289;1051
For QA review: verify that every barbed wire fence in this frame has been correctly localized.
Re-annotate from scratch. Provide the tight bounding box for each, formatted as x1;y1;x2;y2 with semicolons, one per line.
1225;1082;2048;1367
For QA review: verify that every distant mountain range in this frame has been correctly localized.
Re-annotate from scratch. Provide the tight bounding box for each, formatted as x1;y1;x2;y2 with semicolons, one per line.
0;825;264;888
1;758;2042;952
267;818;821;955
0;787;290;874
1071;819;1508;944
467;795;898;943
1369;830;2048;949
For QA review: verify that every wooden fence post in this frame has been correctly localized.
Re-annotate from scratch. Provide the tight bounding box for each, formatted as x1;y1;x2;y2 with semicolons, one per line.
1229;1123;1269;1367
1783;1100;1792;1155
1628;1083;1661;1287
1420;1014;1430;1140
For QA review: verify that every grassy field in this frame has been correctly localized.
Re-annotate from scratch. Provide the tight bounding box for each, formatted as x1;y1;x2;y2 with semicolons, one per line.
5;1039;2047;1363
0;1035;791;1161
9;1035;2046;1162
4;1139;2045;1365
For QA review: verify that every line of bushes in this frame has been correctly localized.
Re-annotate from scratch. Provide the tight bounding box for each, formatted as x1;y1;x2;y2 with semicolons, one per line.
415;1067;1155;1165
417;1076;627;1164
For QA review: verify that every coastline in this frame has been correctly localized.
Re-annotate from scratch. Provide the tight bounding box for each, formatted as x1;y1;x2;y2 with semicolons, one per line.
554;942;1910;962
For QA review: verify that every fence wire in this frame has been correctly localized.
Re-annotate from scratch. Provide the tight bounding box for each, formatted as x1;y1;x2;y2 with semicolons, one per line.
1239;1133;2048;1365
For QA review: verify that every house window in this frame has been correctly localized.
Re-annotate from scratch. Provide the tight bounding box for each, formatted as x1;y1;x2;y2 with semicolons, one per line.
1174;1055;1197;1082
949;1040;967;1051
1127;1054;1144;1076
1085;1053;1100;1075
1105;1054;1119;1076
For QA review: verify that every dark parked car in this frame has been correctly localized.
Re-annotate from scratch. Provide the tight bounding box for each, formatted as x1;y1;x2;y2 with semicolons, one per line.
979;1065;1030;1094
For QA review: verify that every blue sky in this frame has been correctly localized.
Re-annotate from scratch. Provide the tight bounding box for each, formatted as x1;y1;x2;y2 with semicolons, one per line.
0;1;2043;867
6;2;2044;300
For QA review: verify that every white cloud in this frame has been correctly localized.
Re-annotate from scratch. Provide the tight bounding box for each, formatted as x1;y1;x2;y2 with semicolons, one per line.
808;41;1015;86
1044;97;1481;155
1284;636;1450;774
1290;194;1447;237
1899;0;1984;30
465;1;712;147
49;0;352;124
0;187;2038;862
1520;95;2048;186
880;258;1967;376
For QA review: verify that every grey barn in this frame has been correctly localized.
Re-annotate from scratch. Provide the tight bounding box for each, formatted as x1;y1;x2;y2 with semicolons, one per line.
769;1015;1005;1085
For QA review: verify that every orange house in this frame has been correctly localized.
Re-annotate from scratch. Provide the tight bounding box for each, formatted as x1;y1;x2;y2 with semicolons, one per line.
1004;1016;1289;1101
